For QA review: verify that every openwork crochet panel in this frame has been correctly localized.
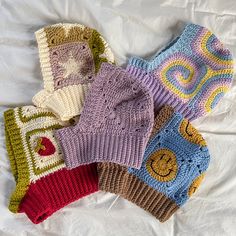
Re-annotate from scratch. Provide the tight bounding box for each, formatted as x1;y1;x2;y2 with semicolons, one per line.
127;23;234;120
55;63;154;169
98;106;210;222
4;106;98;224
32;23;115;121
75;63;154;134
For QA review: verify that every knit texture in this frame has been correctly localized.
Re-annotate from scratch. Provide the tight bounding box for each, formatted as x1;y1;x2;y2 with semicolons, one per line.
56;63;154;169
127;23;234;120
33;23;115;121
98;106;210;222
4;106;98;224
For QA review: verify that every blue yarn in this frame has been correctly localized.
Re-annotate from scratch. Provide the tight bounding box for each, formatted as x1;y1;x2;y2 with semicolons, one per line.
210;92;224;110
207;34;232;60
127;23;233;120
189;73;233;108
128;112;210;206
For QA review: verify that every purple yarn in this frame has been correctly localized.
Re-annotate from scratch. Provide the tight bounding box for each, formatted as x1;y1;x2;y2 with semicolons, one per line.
55;63;154;169
126;23;234;120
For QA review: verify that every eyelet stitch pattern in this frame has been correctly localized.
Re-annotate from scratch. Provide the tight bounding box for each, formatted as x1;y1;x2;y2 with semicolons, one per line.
55;63;154;169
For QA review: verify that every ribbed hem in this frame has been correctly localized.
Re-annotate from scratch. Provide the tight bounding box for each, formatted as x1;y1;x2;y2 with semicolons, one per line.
97;162;179;222
97;163;127;195
32;89;51;107
19;164;98;224
56;129;147;169
123;173;179;222
126;65;196;121
19;186;52;224
4;109;30;213
32;84;90;121
35;27;54;92
128;57;150;71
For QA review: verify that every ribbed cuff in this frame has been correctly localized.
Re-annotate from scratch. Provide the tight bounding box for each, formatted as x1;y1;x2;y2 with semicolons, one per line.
56;129;147;169
32;89;51;108
123;173;179;222
127;57;149;71
19;187;52;224
4;109;31;213
33;84;89;121
19;165;98;224
97;163;127;195
126;65;196;121
97;162;179;222
35;27;54;92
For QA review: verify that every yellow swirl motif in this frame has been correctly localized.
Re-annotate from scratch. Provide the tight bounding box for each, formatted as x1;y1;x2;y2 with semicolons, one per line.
160;63;232;99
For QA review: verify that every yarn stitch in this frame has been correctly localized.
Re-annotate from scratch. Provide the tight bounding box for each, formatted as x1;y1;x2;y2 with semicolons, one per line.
127;23;234;120
98;106;210;222
128;106;210;206
55;63;154;169
4;106;98;224
33;23;115;121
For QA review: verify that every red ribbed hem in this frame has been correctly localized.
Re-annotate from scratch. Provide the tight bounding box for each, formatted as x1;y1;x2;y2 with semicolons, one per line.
19;164;98;224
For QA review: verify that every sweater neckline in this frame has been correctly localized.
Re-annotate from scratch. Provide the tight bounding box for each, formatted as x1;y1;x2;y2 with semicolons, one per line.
128;23;201;71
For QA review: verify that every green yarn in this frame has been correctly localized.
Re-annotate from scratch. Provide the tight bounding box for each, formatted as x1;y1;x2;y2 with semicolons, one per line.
18;107;56;123
5;128;18;182
4;107;62;213
4;109;30;213
89;30;108;73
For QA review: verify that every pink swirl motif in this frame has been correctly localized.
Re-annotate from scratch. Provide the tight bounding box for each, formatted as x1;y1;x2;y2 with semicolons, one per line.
153;52;206;102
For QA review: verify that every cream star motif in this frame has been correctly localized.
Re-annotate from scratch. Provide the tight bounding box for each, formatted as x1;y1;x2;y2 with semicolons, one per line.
59;52;84;78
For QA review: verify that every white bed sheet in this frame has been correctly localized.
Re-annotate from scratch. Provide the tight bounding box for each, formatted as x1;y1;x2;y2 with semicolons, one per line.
1;0;236;235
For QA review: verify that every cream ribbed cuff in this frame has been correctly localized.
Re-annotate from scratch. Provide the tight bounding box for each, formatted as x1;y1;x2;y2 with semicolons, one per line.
33;84;90;121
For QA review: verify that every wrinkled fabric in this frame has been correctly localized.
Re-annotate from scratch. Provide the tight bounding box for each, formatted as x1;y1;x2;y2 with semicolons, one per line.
0;0;236;235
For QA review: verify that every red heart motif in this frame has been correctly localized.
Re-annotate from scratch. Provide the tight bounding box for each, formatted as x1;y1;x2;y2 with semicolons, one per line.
34;137;56;156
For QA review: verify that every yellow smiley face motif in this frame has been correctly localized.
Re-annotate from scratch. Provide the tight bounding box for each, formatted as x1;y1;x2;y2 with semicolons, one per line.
188;173;205;197
179;119;206;146
146;149;178;182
